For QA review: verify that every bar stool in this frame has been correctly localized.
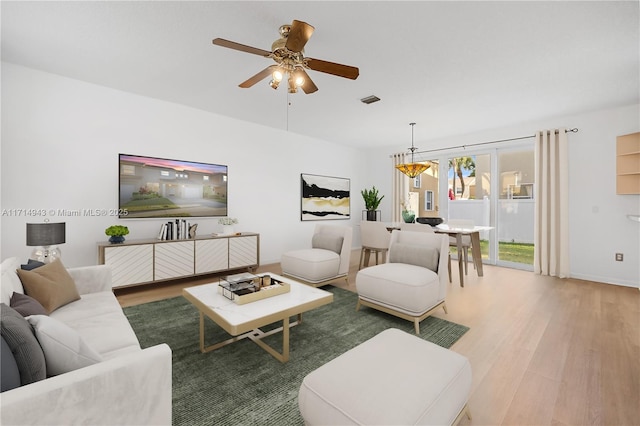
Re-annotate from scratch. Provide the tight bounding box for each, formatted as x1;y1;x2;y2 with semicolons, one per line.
358;221;391;270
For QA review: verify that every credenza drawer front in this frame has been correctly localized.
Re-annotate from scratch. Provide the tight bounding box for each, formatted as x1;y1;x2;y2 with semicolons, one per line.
229;236;258;269
195;239;228;274
155;241;195;280
104;245;154;288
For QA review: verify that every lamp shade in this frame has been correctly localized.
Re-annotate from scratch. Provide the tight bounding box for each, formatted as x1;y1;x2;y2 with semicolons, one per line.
26;222;66;246
395;162;430;178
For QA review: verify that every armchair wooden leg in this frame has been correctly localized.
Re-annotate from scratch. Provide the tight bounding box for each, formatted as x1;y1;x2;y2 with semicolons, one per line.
448;253;452;283
358;248;365;270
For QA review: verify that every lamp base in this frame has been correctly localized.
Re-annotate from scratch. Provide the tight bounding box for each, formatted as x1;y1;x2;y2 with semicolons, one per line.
31;246;61;264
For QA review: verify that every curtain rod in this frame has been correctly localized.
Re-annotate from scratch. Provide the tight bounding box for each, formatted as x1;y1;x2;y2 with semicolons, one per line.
406;128;579;156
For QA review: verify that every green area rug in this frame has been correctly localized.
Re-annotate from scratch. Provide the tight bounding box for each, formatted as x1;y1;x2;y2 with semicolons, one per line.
124;286;469;425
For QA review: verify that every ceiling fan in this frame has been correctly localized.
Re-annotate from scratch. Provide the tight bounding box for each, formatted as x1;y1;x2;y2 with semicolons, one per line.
212;20;359;94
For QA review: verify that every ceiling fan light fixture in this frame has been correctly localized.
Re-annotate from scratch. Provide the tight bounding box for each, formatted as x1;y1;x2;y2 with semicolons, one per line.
287;75;299;93
396;122;429;178
213;20;359;95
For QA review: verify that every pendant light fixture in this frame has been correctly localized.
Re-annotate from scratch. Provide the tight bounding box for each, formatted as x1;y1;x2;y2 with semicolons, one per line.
396;122;430;178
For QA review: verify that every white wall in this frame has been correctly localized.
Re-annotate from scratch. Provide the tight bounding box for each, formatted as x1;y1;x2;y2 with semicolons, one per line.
1;63;365;267
3;63;638;288
367;104;640;288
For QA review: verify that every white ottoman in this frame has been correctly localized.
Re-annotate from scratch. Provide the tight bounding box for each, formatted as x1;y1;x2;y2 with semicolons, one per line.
298;328;472;425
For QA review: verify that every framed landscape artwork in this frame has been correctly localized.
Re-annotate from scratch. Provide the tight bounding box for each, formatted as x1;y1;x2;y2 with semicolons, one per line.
300;174;350;221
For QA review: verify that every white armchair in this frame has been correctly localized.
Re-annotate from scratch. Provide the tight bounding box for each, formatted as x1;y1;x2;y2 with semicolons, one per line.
281;224;353;287
356;230;449;333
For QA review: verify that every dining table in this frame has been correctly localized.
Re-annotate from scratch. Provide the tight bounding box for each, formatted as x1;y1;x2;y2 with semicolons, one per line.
434;224;493;287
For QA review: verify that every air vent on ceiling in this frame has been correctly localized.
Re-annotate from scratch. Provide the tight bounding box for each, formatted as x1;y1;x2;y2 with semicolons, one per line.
360;95;381;104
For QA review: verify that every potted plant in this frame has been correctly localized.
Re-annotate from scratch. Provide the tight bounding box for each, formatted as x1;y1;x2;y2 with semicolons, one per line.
361;186;384;221
105;225;129;244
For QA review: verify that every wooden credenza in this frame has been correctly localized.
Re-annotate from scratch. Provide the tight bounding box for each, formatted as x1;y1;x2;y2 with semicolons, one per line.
97;233;259;288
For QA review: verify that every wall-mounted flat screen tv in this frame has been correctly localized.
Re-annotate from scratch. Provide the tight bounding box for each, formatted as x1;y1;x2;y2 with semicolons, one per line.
118;154;228;219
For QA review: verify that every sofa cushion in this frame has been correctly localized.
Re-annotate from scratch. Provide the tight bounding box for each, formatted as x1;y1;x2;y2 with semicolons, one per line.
17;259;80;314
10;292;47;317
389;242;439;272
0;303;46;385
1;335;22;392
312;234;344;254
26;315;103;376
1;257;24;306
51;291;141;360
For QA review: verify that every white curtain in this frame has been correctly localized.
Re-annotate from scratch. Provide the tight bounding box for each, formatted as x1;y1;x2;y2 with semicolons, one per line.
391;153;407;223
534;128;570;278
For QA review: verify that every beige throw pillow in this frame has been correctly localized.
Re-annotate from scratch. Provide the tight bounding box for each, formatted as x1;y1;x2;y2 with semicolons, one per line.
389;243;440;272
312;234;344;254
16;259;80;314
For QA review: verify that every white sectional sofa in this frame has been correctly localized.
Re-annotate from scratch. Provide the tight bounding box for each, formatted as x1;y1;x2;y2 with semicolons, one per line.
0;257;172;425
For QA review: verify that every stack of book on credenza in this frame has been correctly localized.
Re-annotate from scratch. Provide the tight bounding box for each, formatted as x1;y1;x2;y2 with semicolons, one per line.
157;219;196;241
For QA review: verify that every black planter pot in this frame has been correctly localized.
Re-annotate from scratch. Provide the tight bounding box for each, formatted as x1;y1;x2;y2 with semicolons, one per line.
366;210;378;221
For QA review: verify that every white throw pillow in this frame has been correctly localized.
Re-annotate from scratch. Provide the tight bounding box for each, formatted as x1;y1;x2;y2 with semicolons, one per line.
1;257;24;305
26;315;103;376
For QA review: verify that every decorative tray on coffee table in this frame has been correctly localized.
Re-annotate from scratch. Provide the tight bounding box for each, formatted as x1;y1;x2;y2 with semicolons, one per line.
218;273;290;305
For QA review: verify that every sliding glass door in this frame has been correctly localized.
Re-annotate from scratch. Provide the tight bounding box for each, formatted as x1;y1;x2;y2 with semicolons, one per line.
398;141;535;271
496;149;535;269
447;153;493;263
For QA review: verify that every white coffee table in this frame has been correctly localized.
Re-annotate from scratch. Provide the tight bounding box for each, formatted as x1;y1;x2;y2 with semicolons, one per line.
182;273;333;363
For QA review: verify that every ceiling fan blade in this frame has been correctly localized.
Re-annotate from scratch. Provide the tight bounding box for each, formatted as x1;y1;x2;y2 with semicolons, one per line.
285;20;314;53
306;58;360;80
212;38;271;57
298;69;318;94
239;65;278;88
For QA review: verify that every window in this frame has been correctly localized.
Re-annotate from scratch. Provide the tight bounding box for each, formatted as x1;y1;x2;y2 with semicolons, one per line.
121;165;135;176
424;190;434;211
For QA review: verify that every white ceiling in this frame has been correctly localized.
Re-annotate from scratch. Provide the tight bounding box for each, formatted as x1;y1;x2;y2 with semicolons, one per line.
2;1;638;149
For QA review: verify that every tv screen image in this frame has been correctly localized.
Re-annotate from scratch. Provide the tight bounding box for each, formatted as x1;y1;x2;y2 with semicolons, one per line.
119;154;228;218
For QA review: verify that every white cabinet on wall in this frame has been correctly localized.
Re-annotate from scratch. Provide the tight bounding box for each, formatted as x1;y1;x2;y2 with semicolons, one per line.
98;233;260;288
